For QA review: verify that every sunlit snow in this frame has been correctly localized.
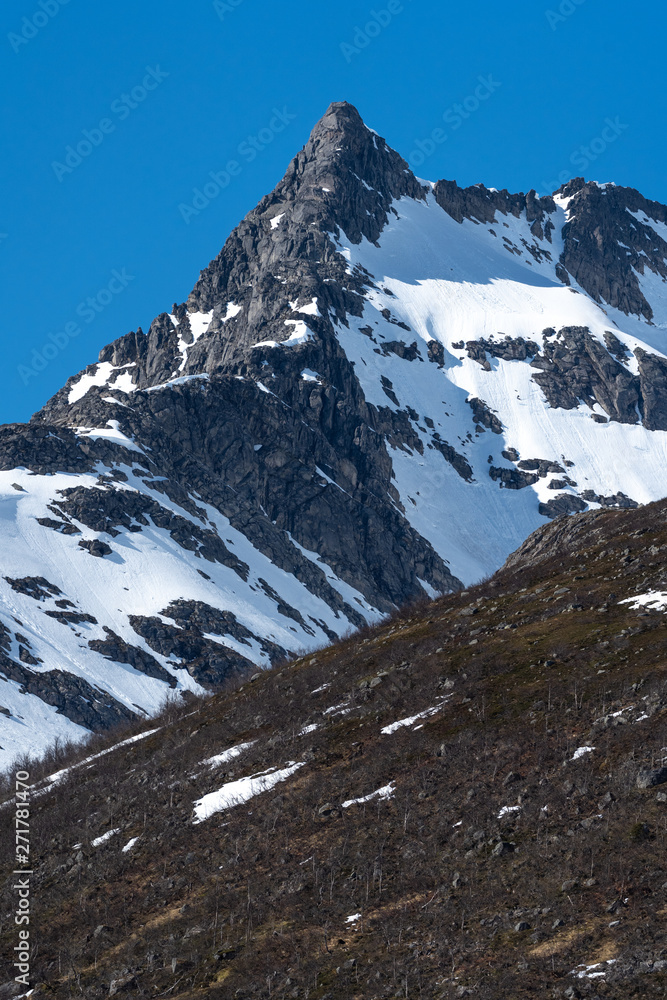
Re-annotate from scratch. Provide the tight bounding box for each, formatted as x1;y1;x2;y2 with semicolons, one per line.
192;762;304;823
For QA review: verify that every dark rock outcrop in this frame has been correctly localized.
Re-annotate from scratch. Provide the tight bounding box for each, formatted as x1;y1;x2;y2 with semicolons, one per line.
88;628;177;687
556;178;667;320
529;326;641;422
489;466;538;490
434;180;556;241
466;337;540;368
0;623;134;730
538;494;588;519
468;397;503;434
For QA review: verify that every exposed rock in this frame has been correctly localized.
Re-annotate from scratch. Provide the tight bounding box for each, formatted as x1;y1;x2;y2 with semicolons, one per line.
580;490;638;509
603;330;629;360
636;349;667;430
557;177;667;320
0;648;135;730
636;767;667;789
61;487;249;579
127;599;280;686
109;974;137;996
492;841;515;857
517;458;565;477
36;516;81;535
427;341;444;366
78;539;112;558
88;628;177;687
538;495;588;519
4;576;62;600
45;609;98;626
530;326;641;422
468;397;503;434
466;336;540;367
489;466;538;490
434;180;556;242
430;435;473;481
379;339;420;361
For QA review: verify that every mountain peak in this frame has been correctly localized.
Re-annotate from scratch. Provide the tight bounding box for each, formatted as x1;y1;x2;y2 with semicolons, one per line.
267;100;426;245
307;100;385;154
313;99;367;131
5;101;667;767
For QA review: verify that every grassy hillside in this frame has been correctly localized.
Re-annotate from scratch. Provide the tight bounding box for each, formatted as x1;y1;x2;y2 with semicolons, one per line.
2;500;667;998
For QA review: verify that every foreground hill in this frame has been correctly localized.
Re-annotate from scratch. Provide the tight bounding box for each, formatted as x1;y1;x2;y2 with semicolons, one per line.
3;496;666;998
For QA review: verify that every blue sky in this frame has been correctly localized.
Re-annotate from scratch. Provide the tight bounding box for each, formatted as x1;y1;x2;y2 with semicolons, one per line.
1;0;665;424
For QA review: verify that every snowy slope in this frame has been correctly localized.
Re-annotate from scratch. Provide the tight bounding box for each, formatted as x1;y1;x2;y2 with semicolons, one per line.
0;462;381;767
332;191;667;582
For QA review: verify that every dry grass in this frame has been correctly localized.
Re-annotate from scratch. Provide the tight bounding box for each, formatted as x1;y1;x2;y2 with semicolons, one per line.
2;500;667;997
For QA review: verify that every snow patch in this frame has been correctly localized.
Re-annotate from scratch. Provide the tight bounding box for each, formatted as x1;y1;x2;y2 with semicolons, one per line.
381;700;448;734
193;762;305;823
342;783;395;808
620;590;667;612
76;420;144;453
201;741;255;769
68;363;136;404
571;746;595;761
91;828;120;847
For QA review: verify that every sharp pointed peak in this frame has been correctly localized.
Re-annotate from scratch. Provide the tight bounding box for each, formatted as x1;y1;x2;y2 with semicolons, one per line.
307;101;389;151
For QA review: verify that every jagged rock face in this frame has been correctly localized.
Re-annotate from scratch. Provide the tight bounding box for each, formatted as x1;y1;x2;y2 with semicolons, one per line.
1;100;667;764
556;177;667;320
434;180;556;239
529;326;641;421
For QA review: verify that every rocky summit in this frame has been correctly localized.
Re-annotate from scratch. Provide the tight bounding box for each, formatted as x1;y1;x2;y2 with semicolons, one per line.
1;101;667;764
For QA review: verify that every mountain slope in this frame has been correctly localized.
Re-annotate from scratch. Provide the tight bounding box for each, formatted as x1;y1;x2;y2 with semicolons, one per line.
1;102;667;765
4;495;667;998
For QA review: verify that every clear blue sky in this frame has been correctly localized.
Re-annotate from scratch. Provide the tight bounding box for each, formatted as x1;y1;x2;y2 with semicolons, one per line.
1;0;665;424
